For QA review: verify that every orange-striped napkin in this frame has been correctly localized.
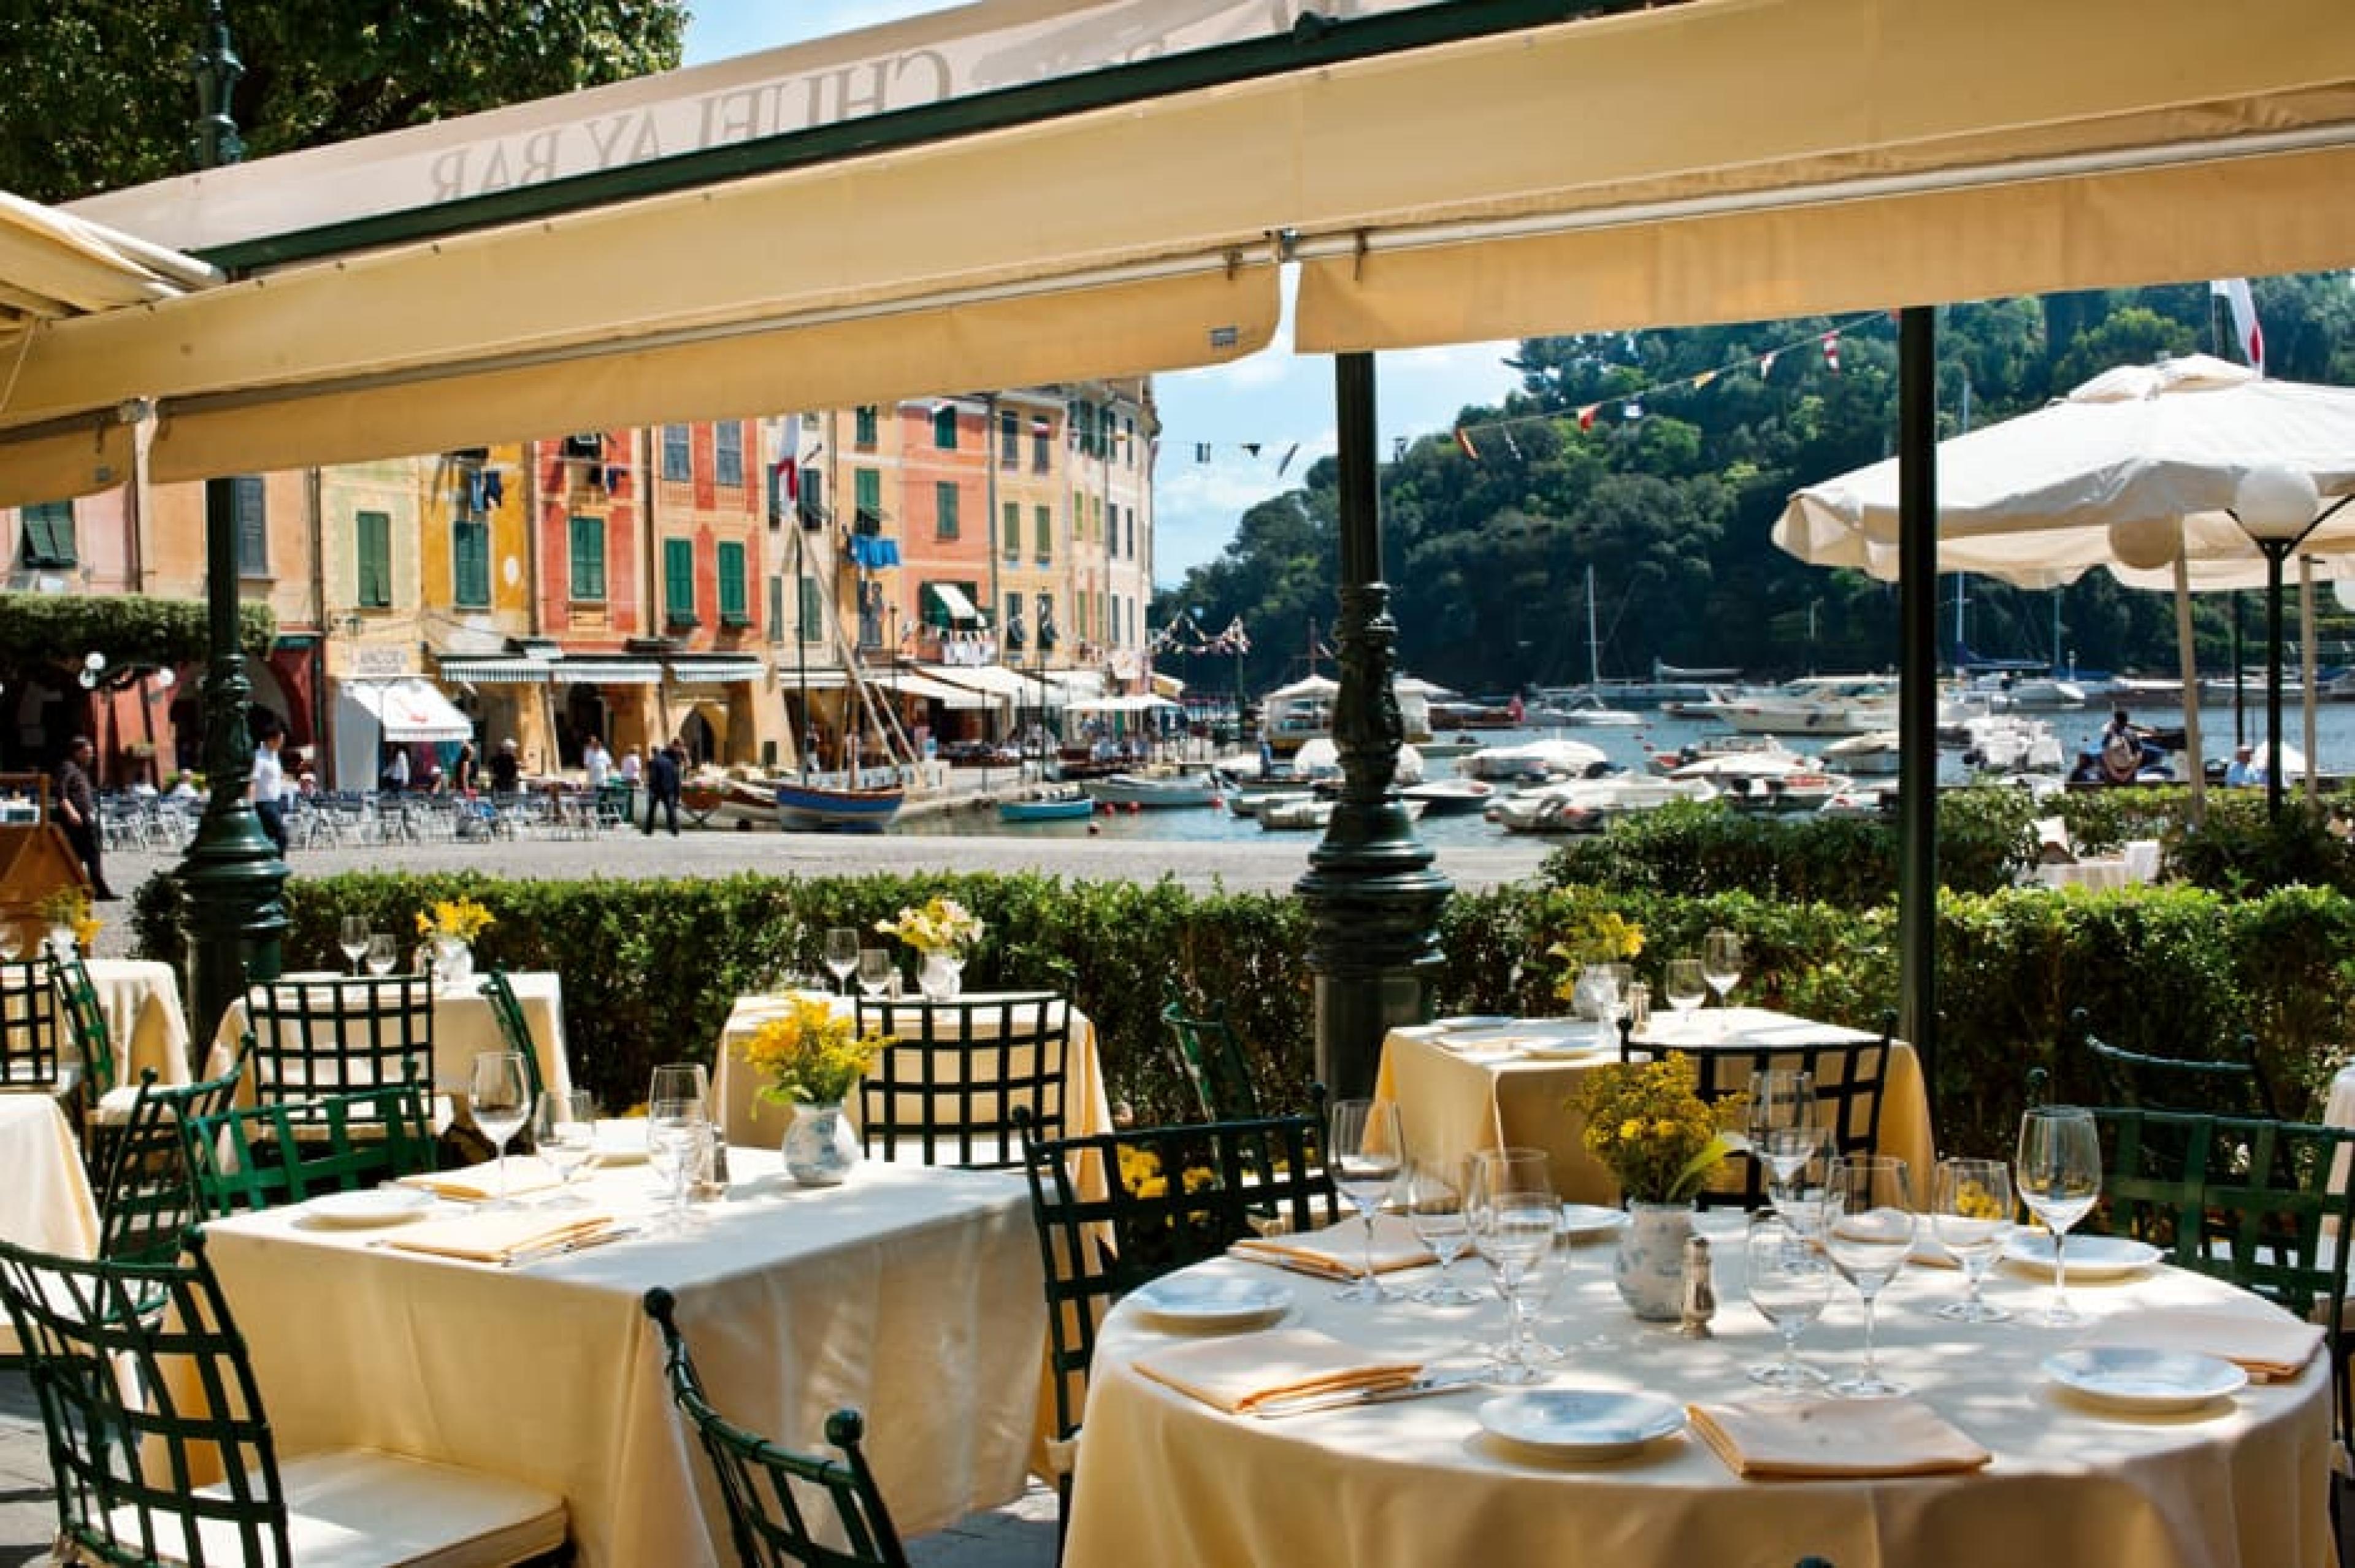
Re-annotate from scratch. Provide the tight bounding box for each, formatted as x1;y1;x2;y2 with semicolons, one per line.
1132;1326;1421;1415
1689;1397;1991;1479
1230;1214;1433;1280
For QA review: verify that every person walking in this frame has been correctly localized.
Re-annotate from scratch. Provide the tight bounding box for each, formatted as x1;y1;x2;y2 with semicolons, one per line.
52;736;115;900
489;738;522;795
250;722;289;856
385;745;412;794
583;734;612;792
451;739;479;795
643;740;683;836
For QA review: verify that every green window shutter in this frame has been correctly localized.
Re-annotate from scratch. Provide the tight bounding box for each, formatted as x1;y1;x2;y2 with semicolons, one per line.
568;514;605;600
662;424;692;481
1035;505;1052;562
767;575;785;643
718;541;749;624
356;510;392;608
234;477;268;576
664;537;697;625
933;405;958;449
854;467;882;525
453;519;491;606
716;423;745;488
21;501;76;568
935;482;959;540
798;575;822;643
855;406;878;447
999;411;1017;463
1002;502;1019;561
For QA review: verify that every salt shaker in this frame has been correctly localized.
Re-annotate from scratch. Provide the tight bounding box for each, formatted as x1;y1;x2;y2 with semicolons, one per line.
1678;1233;1716;1337
1625;982;1651;1035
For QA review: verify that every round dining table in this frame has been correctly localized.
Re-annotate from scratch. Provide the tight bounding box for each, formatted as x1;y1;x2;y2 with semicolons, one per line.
1063;1237;2332;1568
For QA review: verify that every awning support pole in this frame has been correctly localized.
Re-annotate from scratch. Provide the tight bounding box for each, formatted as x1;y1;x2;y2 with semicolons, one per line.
1295;352;1451;1100
1897;305;1939;1095
176;4;286;1044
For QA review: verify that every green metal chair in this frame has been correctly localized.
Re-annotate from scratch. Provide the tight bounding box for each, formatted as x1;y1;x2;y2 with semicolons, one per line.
243;973;435;1110
1158;989;1262;1122
0;952;71;1100
180;1077;438;1218
852;992;1070;1169
48;949;127;1176
1014;1098;1336;1555
480;966;549;1103
2075;1008;2277;1119
642;1286;908;1568
95;1055;246;1268
0;1230;569;1567
1655;1013;1897;1211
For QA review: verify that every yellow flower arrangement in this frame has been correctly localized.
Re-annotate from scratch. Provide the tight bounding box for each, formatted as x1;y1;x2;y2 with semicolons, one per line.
740;996;893;1106
415;897;495;944
37;885;90;930
1567;1054;1743;1204
876;895;985;957
1547;910;1644;1005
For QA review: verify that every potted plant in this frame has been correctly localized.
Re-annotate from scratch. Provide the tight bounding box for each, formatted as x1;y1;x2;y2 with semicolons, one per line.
739;996;893;1185
413;897;495;989
1567;1054;1744;1319
876;895;986;1001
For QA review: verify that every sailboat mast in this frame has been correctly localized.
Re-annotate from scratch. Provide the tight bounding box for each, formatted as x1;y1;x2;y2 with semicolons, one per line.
1587;564;1601;687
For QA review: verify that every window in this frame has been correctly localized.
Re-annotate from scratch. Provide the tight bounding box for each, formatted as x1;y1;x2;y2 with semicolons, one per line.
716;422;745;488
356;510;392;608
453;518;491;607
854;467;882;527
1032;419;1051;472
1034;505;1052;562
1126;507;1137;559
662;424;692;482
854;406;878;448
767;576;785;644
568;514;606;601
234;476;268;577
717;540;749;625
935;481;960;540
1036;592;1056;651
19;501;74;568
932;404;958;449
1124;415;1136;465
1005;593;1024;645
798;468;826;527
664;537;697;626
1002;502;1020;562
998;410;1018;465
799;575;823;643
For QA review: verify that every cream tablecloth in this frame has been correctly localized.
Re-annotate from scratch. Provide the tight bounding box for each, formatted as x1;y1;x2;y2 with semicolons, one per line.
206;970;572;1104
79;958;193;1088
192;1156;1043;1566
1066;1249;2330;1568
1373;1007;1936;1204
0;1095;100;1356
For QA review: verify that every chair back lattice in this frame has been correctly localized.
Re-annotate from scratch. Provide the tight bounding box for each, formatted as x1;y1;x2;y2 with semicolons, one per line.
2076;1009;2277;1119
0;955;64;1091
0;1232;296;1567
1016;1100;1337;1444
852;993;1070;1169
1158;990;1261;1122
180;1076;436;1217
47;951;115;1097
642;1288;908;1568
480;968;548;1103
1672;1024;1894;1210
242;974;435;1109
97;1058;246;1267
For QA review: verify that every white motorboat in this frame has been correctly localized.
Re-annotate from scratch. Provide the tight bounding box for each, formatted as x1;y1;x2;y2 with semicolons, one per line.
1526;691;1643;727
1260;796;1426;831
1292;738;1425;786
1820;730;1904;776
1717;768;1854;814
1704;676;1905;736
1958;714;2065;774
1486;773;1715;833
1400;776;1496;816
1459;738;1609;782
1647;735;1806;778
1082;768;1226;808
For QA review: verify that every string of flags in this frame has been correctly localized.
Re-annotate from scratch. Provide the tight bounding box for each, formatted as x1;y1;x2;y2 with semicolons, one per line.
1187;440;1304;475
1450;312;1890;459
1148;611;1252;658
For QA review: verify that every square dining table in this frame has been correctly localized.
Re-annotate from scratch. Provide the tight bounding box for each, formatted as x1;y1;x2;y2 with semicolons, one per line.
205;969;573;1106
189;1154;1045;1566
78;957;194;1087
1373;1006;1936;1203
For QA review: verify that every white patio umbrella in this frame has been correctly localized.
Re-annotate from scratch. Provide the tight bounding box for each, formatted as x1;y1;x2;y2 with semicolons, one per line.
1773;354;2355;813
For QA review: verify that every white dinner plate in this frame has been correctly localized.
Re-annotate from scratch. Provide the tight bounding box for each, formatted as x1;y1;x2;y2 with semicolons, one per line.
1558;1204;1630;1242
1433;1015;1517;1031
1517;1036;1613;1060
277;970;343;984
2002;1233;2161;1279
1130;1274;1292;1329
2043;1346;2246;1413
1478;1390;1686;1459
591;1121;652;1165
302;1187;437;1228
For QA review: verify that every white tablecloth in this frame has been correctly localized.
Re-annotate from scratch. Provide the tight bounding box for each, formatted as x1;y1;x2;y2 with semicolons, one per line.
2035;859;2133;890
206;971;573;1105
192;1157;1044;1566
81;958;193;1088
1066;1250;2331;1568
0;1095;99;1357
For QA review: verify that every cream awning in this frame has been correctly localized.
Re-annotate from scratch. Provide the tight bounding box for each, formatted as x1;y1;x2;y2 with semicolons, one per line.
551;659;662;686
916;663;1033;702
339;678;473;743
665;657;766;686
437;656;550;686
883;670;1000;710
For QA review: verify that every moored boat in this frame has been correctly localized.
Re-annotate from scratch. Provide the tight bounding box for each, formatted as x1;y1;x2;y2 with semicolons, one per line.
997;789;1094;823
1082;768;1226;808
681;771;784;828
1400;776;1496;816
773;777;906;833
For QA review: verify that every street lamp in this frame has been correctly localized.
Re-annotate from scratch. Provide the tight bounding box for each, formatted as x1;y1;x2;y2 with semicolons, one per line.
2232;465;2321;818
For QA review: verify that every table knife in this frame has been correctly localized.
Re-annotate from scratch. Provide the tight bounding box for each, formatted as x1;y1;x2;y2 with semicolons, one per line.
1252;1369;1487;1419
500;1225;640;1268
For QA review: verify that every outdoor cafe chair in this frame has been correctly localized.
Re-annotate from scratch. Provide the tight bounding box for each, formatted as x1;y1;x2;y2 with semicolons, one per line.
1158;987;1262;1122
480;967;549;1104
48;949;127;1172
643;1286;908;1568
2074;1007;2278;1119
0;1230;569;1567
0;951;77;1118
852;992;1070;1169
243;973;435;1111
180;1072;437;1218
96;1057;245;1268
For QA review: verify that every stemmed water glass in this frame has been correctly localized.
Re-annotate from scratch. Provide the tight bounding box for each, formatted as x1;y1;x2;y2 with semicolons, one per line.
1404;1158;1480;1306
1932;1157;2015;1323
1328;1098;1405;1302
468;1052;532;1210
1701;928;1743;1022
1747;1069;1818;1207
1579;965;1622;1050
339;916;370;976
823;928;860;995
2015;1106;2102;1326
364;934;398;976
1745;1212;1832;1388
534;1089;598;1206
855;948;895;1000
1823;1155;1915;1398
646;1098;705;1232
1663;958;1707;1028
1466;1153;1557;1386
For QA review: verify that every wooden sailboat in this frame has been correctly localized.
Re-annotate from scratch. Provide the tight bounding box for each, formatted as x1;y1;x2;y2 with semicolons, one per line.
775;524;905;834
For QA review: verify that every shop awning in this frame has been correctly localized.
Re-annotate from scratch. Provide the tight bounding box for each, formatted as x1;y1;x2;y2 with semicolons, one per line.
666;657;766;686
928;583;982;624
341;678;473;742
1069;695;1181;715
437;656;550;686
916;663;1032;702
883;670;1000;710
779;667;853;692
551;659;662;686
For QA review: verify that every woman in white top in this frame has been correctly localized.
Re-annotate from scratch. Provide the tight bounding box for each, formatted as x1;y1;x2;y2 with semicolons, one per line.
250;727;288;854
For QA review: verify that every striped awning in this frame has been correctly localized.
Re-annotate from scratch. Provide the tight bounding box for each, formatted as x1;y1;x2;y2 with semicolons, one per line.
552;659;662;686
437;656;550;686
667;658;765;686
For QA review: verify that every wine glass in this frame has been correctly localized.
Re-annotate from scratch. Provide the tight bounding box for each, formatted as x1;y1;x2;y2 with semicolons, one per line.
1404;1158;1480;1306
646;1097;705;1233
1579;964;1621;1050
1328;1098;1405;1302
1468;1187;1558;1385
339;915;370;976
1701;928;1743;1020
364;933;397;976
1468;1147;1557;1369
1663;957;1706;1026
1745;1212;1832;1388
1823;1155;1915;1397
855;948;895;999
2015;1106;2102;1326
1747;1069;1818;1207
823;927;860;995
534;1089;598;1206
1932;1157;2015;1323
468;1052;532;1210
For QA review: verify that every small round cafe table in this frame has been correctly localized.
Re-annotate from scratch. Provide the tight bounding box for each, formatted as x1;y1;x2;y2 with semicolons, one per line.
1062;1242;2331;1568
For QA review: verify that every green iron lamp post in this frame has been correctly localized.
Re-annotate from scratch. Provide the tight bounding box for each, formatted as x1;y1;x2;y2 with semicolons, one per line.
177;2;288;1041
2230;465;2329;820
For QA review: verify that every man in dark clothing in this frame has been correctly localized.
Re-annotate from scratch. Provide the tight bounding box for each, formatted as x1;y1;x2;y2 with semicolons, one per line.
643;741;683;836
53;736;115;900
489;738;523;794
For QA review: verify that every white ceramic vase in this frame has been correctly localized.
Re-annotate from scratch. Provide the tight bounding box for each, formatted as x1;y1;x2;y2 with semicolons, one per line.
783;1101;860;1186
434;937;475;989
1614;1200;1694;1321
917;950;964;1001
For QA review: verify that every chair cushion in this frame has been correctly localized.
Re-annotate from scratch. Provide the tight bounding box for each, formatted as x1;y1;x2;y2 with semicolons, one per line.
92;1084;146;1124
110;1447;566;1568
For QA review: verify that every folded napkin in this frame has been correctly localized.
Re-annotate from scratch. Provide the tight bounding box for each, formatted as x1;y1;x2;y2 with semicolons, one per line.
383;1208;617;1265
1689;1397;1992;1479
2077;1307;2326;1382
1230;1214;1433;1280
397;1157;567;1202
1131;1326;1422;1415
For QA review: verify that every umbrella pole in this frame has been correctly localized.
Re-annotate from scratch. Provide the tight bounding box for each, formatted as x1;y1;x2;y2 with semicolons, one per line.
2173;557;2205;826
1896;306;1938;1088
2302;559;2319;808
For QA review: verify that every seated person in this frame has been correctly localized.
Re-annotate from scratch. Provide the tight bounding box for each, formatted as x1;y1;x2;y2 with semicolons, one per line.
2224;744;2261;787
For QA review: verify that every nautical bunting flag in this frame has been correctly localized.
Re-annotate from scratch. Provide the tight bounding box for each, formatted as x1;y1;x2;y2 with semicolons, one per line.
1277;443;1301;476
1822;332;1842;373
1241;442;1262;457
1760;350;1779;376
2210;278;2265;374
1577;405;1598;431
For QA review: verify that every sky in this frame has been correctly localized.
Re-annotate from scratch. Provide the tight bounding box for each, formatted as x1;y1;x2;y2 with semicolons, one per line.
681;1;1524;588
